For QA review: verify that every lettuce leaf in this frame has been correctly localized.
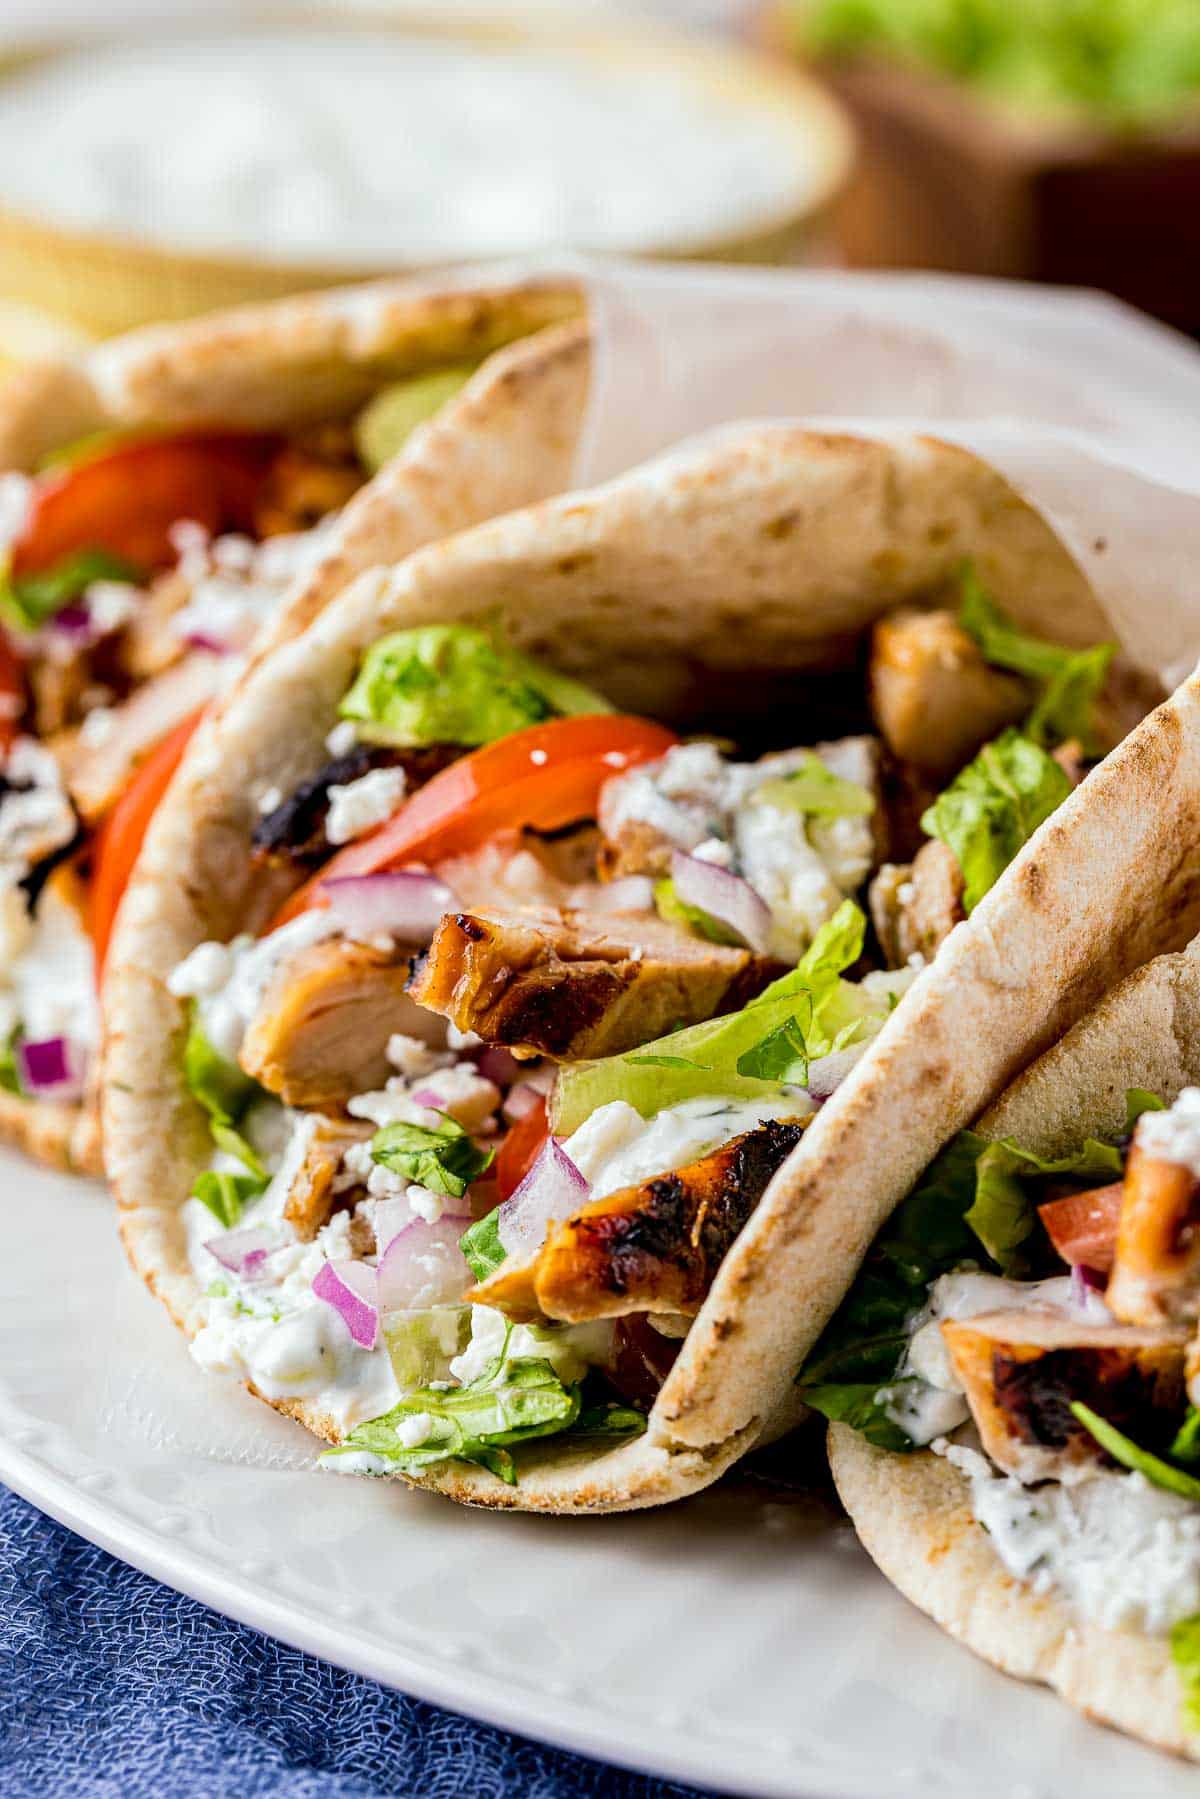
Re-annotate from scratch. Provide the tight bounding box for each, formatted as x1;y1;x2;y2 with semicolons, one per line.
959;569;1115;754
183;1004;269;1225
1172;1408;1200;1467
551;901;873;1133
749;753;875;818
459;1209;505;1282
1070;1403;1200;1500
0;1026;23;1097
339;623;612;749
323;1321;581;1484
0;549;142;631
1172;1614;1200;1735
920;728;1071;912
372;1114;494;1199
571;1400;648;1438
966;1135;1122;1273
353;366;477;473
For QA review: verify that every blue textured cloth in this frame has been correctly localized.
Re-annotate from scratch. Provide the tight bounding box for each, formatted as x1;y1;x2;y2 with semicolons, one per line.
0;1483;706;1799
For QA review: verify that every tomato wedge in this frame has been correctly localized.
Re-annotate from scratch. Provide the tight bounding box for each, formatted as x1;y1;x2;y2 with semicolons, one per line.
271;713;677;928
90;707;206;977
0;632;24;755
11;430;281;582
494;1096;550;1202
1038;1181;1124;1273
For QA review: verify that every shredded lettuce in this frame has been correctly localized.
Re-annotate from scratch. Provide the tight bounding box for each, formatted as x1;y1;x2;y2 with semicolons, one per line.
459;1209;505;1283
339;623;612;749
0;549;142;632
0;1026;23;1097
353;366;477;473
750;753;875;819
1173;1408;1200;1466
323;1319;581;1484
572;1400;648;1438
958;570;1115;754
371;1114;494;1199
1172;1614;1200;1735
652;875;744;946
183;1004;269;1226
1070;1403;1200;1500
965;1134;1122;1273
382;1305;471;1392
921;727;1071;912
551;900;877;1133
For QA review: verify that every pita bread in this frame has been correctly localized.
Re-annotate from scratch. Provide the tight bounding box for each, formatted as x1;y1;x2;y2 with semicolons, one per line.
0;275;586;1173
830;935;1200;1759
105;420;1161;1510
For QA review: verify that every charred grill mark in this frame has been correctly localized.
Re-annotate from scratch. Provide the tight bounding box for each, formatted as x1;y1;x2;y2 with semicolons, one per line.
251;743;463;867
574;1120;805;1303
992;1345;1183;1454
488;964;626;1057
21;822;84;915
454;914;488;943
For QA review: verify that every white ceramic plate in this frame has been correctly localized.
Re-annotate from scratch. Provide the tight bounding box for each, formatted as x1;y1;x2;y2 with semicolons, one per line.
2;1146;1196;1799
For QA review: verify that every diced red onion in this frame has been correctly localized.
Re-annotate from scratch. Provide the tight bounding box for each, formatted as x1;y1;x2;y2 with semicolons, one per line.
1070;1262;1107;1308
183;631;231;656
18;1036;85;1101
592;876;655;913
376;1217;472;1312
50;603;94;639
503;1082;542;1123
205;1227;277;1282
670;850;771;954
321;870;456;942
410;1087;445;1110
806;1045;866;1102
476;1044;524;1088
496;1137;590;1262
313;1257;379;1349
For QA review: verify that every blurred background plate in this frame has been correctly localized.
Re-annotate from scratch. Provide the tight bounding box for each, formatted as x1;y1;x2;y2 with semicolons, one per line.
0;4;850;334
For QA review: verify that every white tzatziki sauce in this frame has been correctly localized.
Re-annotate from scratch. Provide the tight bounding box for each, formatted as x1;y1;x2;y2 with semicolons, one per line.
938;1439;1200;1636
169;911;347;1064
0;31;826;264
563;1091;814;1204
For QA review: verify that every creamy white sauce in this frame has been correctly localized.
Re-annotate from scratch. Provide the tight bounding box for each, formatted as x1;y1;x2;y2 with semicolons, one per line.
1137;1087;1200;1178
564;1091;813;1204
940;1439;1200;1637
9;882;98;1050
0;31;819;263
168;910;343;1063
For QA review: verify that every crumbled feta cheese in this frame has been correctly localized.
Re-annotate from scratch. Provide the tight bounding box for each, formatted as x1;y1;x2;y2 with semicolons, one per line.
77;705;118;748
386;1033;451;1079
0;738;78;881
83;580;139;636
326;720;359;758
256;785;283;815
168;939;235;999
325;765;408;844
1137;1087;1200;1177
692;836;733;867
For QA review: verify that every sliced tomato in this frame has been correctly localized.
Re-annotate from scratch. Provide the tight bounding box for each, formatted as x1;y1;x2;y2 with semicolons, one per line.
0;632;24;754
11;430;281;582
271;713;677;928
90;706;206;977
494;1096;550;1202
1038;1181;1124;1273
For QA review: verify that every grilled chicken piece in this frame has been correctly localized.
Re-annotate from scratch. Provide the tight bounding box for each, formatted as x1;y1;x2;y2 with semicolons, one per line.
57;654;223;826
471;1120;806;1323
282;1115;371;1241
869;608;1028;780
238;937;441;1109
1107;1143;1200;1328
253;430;363;537
121;565;194;681
251;744;460;870
868;838;965;969
408;906;783;1061
943;1308;1186;1482
29;650;94;739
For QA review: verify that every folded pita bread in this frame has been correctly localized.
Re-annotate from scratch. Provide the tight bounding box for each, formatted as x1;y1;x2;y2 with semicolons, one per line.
104;420;1173;1512
0;274;586;1173
831;932;1200;1761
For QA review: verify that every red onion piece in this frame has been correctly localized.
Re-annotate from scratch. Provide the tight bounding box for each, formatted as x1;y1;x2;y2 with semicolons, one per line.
1070;1262;1107;1308
205;1227;278;1282
18;1036;85;1101
476;1045;523;1089
50;603;94;639
806;1045;866;1102
376;1217;472;1312
183;631;231;656
313;1257;379;1349
670;850;771;954
591;876;655;913
502;1082;542;1123
496;1137;590;1262
321;870;456;943
410;1087;445;1110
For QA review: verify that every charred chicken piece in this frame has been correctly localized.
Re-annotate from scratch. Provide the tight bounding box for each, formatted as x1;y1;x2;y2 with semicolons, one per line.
868;838;965;969
282;1115;372;1241
942;1308;1186;1482
251;743;462;869
253;425;364;537
1107;1143;1200;1329
471;1120;806;1323
869;608;1028;781
238;936;441;1109
408;906;783;1061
